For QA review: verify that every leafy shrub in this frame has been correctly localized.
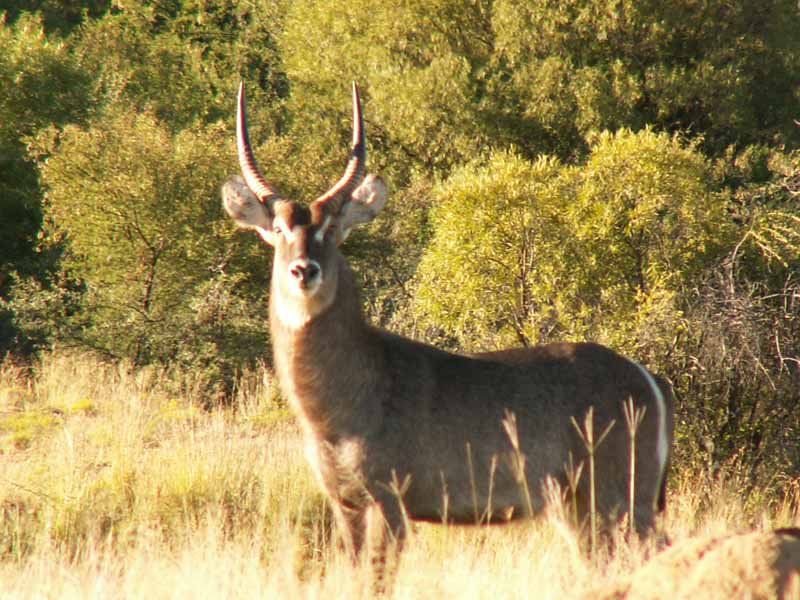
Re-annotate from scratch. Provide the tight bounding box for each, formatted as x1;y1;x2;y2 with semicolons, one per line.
414;130;729;356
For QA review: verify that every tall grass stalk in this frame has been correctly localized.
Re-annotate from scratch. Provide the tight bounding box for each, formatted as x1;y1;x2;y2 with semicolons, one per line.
564;452;585;530
571;407;615;557
439;471;449;524
466;442;480;524
502;410;535;518
484;454;498;525
622;397;646;535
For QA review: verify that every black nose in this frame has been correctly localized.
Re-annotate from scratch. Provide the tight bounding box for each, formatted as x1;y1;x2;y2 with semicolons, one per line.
289;260;320;284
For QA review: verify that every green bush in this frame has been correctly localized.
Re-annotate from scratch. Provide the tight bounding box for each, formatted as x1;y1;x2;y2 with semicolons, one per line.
414;151;576;349
29;108;269;397
414;130;729;356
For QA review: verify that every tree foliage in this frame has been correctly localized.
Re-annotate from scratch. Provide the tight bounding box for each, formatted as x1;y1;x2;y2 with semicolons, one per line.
31;108;268;393
492;0;800;155
72;0;288;129
414;152;575;348
2;0;109;34
570;129;729;350
281;0;800;181
414;131;730;353
1;0;798;477
0;12;93;351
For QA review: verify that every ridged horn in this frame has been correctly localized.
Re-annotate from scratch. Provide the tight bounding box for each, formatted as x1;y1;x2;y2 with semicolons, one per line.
236;82;282;205
313;82;366;215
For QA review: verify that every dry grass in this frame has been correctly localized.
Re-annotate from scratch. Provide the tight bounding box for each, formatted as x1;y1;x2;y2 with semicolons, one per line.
0;351;798;599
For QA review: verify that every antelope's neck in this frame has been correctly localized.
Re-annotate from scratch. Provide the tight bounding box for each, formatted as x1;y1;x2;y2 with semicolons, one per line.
269;266;383;439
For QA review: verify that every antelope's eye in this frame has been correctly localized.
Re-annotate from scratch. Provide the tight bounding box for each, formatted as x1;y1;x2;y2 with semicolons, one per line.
272;224;282;236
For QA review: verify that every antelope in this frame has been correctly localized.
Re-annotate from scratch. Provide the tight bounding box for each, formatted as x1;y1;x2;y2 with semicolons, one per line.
221;82;674;577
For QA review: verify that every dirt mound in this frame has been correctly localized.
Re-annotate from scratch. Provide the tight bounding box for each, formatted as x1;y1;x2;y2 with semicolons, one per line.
600;529;800;599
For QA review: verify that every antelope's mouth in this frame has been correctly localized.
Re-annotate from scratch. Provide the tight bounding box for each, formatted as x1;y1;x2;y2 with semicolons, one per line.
295;278;321;293
287;258;321;294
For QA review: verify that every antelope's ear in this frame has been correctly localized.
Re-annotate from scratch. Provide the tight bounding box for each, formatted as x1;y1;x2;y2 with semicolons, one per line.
222;176;276;245
336;175;388;244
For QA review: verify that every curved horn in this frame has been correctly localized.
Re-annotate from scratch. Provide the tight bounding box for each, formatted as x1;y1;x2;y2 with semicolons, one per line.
236;82;282;204
313;82;366;214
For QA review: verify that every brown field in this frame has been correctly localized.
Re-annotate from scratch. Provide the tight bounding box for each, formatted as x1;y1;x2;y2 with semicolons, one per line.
1;351;798;599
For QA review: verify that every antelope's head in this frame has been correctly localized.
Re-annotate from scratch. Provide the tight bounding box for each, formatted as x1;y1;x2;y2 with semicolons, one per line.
222;83;387;326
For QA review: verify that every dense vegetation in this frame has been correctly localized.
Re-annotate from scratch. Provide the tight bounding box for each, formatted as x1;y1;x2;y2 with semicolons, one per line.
1;0;799;498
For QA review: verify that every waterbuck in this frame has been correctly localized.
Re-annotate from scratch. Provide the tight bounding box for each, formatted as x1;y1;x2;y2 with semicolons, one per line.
221;82;674;573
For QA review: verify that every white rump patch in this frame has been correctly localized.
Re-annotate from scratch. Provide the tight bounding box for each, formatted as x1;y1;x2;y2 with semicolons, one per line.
630;360;669;497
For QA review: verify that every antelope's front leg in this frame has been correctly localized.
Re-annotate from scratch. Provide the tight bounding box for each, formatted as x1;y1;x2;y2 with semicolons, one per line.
332;502;368;561
364;496;407;595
